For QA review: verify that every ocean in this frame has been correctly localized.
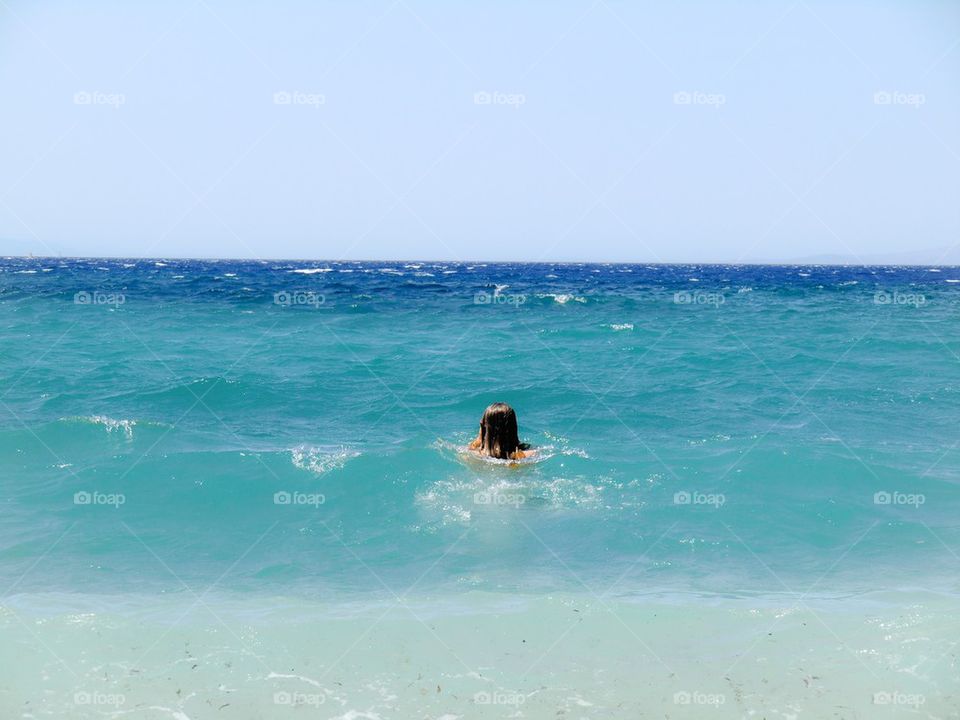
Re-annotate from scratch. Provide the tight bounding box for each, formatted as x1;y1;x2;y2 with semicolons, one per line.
1;258;957;718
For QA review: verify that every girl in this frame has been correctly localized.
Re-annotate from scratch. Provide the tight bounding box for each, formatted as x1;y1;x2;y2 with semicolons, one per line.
468;402;531;460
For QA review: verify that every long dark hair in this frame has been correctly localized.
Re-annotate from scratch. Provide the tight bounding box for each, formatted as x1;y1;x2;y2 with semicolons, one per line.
476;402;529;459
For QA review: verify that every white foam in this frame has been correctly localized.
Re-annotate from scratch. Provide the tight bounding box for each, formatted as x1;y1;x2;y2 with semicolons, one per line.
291;445;359;475
72;415;137;439
540;432;589;458
417;473;602;523
538;293;587;304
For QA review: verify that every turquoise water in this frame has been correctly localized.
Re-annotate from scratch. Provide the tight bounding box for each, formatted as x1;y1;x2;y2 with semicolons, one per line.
2;259;959;717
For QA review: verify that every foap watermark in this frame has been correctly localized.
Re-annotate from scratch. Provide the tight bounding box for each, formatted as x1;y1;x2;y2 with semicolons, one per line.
474;690;526;706
873;290;926;307
673;90;726;108
874;491;925;508
674;490;725;508
873;691;925;708
273;691;325;707
873;90;925;108
74;90;126;108
474;91;526;108
74;691;126;707
673;690;726;706
74;490;125;508
474;291;526;306
274;290;325;308
74;290;125;307
474;490;526;507
273;90;326;108
674;290;724;307
274;490;325;507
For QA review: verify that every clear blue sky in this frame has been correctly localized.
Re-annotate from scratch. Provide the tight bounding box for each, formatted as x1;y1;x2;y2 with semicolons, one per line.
1;0;958;262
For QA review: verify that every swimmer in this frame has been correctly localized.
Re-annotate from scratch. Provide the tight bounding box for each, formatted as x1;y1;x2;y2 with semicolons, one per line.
468;402;532;460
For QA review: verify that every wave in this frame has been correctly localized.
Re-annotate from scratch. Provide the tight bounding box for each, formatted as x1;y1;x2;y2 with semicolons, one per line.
537;293;587;304
61;415;138;439
290;445;359;475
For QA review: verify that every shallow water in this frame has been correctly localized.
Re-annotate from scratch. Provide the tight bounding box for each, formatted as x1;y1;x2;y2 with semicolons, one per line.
1;259;958;717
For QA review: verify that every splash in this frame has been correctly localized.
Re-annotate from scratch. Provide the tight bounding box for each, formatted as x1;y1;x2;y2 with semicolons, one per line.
70;415;137;440
290;445;359;475
538;293;587;304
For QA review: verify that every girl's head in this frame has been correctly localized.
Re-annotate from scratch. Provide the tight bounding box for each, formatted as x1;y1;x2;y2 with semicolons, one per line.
477;402;525;459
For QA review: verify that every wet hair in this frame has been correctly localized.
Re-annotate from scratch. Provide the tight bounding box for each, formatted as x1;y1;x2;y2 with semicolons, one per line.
476;402;529;459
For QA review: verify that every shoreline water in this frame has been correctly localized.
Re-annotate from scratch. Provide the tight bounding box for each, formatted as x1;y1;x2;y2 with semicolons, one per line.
2;589;954;719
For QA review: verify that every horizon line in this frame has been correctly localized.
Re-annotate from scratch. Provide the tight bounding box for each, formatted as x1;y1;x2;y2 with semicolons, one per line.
4;254;960;268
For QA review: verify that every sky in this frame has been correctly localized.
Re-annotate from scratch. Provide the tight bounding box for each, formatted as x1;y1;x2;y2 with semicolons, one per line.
1;0;958;263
